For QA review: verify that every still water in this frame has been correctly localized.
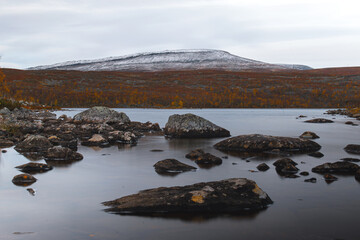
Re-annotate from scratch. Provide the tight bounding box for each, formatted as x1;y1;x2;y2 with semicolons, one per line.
0;109;359;240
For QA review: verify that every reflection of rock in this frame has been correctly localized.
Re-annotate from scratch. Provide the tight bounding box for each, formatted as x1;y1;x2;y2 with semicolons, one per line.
299;131;319;139
154;159;196;175
14;135;53;154
45;146;83;161
103;178;273;214
344;144;360;155
73;106;130;124
312;161;359;174
164;113;230;138
12;174;37;186
15;162;53;174
215;134;321;153
305;118;334;123
256;163;270;171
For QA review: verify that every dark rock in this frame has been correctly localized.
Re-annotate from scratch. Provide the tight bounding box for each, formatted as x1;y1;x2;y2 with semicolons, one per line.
256;163;270;171
26;188;36;196
48;134;78;150
312;161;359;174
304;178;317;183
12;174;37;186
186;149;205;160
273;158;298;169
15;162;53;174
214;134;321;153
299;131;319;139
355;170;360;181
153;159;196;175
298;115;307;118
300;171;309;176
344;144;360;154
14;135;53;154
2;150;7;153
150;149;164;152
164;113;230;138
81;134;110;147
73;106;130;124
324;174;338;182
195;153;222;166
0;138;15;148
305;118;334;123
222;156;228;159
308;152;324;158
102;178;273;214
112;121;161;133
45;146;83;161
345;121;354;125
273;158;299;177
341;158;360;162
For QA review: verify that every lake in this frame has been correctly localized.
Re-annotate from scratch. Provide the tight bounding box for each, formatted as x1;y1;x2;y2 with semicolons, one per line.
0;108;359;240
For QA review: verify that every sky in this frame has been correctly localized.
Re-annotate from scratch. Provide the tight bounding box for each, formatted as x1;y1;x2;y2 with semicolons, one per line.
1;0;360;69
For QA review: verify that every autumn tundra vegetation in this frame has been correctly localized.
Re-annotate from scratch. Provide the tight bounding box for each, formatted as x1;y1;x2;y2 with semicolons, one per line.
0;67;359;109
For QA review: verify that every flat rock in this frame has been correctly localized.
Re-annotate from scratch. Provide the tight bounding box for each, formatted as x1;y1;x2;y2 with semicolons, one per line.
102;178;273;214
214;134;321;153
305;118;334;123
153;159;196;175
73;106;130;124
164;113;230;138
341;158;360;162
344;144;360;154
12;174;37;186
45;146;83;161
15;162;53;174
256;163;270;171
14;135;53;153
312;161;360;174
299;131;319;139
308;152;324;158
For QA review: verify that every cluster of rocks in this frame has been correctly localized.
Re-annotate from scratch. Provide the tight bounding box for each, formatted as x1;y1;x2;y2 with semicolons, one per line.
185;149;222;168
325;108;360;120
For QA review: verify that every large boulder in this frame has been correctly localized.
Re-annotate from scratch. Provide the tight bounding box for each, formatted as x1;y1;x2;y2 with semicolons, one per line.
153;159;196;175
164;113;230;138
102;178;273;214
305;118;334;123
73;106;130;124
214;134;321;153
14;135;53;154
312;161;359;174
344;144;360;155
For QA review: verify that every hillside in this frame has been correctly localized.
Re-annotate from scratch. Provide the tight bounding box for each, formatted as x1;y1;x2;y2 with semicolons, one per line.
28;49;311;72
1;67;359;108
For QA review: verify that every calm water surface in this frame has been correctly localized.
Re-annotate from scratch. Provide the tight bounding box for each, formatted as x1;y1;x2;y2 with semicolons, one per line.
0;109;359;240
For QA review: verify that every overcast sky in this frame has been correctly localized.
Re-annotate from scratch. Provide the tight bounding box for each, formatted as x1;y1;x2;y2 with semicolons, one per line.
1;0;359;69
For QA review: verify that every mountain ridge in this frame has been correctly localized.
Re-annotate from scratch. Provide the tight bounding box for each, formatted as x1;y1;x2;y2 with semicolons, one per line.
28;49;312;72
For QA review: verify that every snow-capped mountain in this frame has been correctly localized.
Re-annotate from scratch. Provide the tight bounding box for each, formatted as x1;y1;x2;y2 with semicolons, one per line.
29;49;311;71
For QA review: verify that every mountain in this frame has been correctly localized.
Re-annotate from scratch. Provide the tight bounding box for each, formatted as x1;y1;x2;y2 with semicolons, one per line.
29;49;312;71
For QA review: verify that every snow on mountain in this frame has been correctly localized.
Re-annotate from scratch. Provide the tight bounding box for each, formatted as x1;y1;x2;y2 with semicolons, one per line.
29;49;311;71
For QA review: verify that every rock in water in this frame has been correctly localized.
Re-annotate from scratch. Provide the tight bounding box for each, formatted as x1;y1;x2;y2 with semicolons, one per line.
344;144;360;155
14;135;53;154
15;162;53;174
257;163;270;171
164;113;230;138
153;159;196;174
299;131;319;139
214;134;321;153
73;106;130;124
12;174;37;186
305;118;334;123
45;146;83;161
312;161;359;174
102;178;273;214
355;170;360;181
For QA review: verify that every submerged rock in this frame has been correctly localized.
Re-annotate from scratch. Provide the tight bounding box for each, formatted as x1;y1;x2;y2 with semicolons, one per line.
305;118;334;123
164;113;230;138
12;174;37;186
102;178;273;214
299;131;319;139
344;144;360;155
73;106;130;124
153;159;196;175
214;134;321;153
312;161;359;174
14;135;53;154
15;162;53;174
